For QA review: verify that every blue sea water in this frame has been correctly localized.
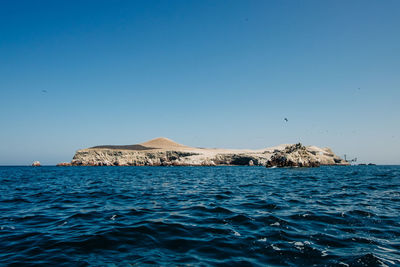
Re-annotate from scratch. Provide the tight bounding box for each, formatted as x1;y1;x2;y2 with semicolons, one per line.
0;166;399;266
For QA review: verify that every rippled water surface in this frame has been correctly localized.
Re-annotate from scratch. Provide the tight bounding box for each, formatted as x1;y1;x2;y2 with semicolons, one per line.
0;166;400;266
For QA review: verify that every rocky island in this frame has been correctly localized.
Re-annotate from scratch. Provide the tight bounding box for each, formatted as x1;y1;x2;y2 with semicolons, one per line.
65;137;348;167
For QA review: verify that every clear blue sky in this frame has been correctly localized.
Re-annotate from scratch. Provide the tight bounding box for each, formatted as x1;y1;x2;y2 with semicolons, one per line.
1;0;399;165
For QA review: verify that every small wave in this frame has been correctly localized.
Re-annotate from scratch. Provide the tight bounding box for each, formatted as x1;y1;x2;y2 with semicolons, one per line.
349;253;388;267
347;209;376;218
0;197;31;204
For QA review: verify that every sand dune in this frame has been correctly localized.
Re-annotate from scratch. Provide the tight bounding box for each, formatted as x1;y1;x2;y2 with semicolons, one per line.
140;137;191;149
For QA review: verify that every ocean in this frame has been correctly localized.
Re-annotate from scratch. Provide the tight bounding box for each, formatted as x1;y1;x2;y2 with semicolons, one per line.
0;166;399;266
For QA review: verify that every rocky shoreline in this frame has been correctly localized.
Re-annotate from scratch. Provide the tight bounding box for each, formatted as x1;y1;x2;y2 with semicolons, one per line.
60;138;348;168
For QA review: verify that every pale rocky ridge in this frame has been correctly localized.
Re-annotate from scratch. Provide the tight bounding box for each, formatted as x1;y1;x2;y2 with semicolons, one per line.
66;137;348;167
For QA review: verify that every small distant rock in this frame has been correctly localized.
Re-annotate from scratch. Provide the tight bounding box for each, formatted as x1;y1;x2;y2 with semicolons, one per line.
56;162;72;167
32;161;41;167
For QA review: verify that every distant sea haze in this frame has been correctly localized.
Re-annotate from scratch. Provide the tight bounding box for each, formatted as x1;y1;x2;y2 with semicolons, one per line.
0;165;399;266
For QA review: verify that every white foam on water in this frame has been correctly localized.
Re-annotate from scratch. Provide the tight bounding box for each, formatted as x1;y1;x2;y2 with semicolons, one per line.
294;241;304;250
0;225;15;230
232;229;241;236
377;246;397;253
257;238;267;242
110;215;117;220
270;222;280;226
375;255;396;266
271;244;281;251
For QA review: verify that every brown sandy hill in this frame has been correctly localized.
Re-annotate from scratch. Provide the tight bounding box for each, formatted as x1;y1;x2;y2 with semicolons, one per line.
140;137;191;149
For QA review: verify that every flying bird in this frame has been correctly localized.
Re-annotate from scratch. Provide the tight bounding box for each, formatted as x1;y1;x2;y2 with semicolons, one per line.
284;118;288;122
42;90;48;93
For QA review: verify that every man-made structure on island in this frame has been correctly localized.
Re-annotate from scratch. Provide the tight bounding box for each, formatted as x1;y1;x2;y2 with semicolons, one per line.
63;137;348;167
344;154;357;164
32;161;41;167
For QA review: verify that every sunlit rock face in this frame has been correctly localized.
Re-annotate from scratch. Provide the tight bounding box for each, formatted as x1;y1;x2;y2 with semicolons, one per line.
70;138;348;167
265;143;321;167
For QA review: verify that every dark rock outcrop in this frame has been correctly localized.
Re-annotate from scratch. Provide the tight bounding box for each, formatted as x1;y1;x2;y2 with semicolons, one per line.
266;143;321;167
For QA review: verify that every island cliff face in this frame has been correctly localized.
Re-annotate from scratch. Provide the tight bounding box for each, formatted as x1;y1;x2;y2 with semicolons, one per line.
70;138;348;167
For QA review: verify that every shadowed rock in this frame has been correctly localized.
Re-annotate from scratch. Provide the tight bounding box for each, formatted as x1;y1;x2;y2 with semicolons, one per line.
90;144;153;150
